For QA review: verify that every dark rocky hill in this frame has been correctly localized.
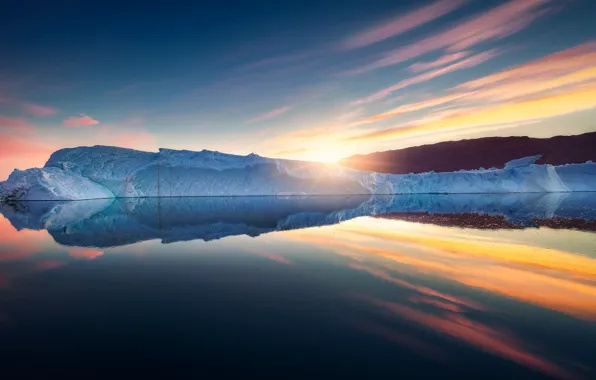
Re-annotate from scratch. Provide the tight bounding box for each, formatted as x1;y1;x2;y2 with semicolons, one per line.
339;132;596;174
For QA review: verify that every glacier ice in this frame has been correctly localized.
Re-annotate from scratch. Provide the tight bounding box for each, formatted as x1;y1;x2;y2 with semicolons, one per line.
1;145;595;201
554;162;596;192
504;155;542;168
0;167;114;201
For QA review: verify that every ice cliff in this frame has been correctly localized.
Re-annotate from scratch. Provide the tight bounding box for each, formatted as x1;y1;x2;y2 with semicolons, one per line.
1;146;595;201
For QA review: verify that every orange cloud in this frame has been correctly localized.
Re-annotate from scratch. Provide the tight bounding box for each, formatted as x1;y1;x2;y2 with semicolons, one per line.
69;248;104;260
350;0;555;73
272;147;313;156
341;0;467;50
287;220;596;322
337;224;596;321
456;41;596;91
63;114;99;127
348;83;596;142
342;41;596;144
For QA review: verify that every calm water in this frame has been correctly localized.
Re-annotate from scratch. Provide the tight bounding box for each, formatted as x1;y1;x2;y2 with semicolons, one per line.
1;194;595;379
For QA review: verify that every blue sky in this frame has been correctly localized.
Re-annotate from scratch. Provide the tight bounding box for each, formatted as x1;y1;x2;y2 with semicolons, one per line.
1;0;596;178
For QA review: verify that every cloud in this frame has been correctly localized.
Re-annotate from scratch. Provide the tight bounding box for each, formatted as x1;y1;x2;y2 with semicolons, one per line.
352;49;499;105
362;92;471;122
344;41;596;143
69;248;104;260
335;222;596;321
347;83;596;142
63;114;99;127
0;116;34;132
289;219;596;323
341;0;468;50
22;103;58;116
238;52;314;71
247;106;293;124
452;41;596;100
272;147;313;156
0;115;57;179
348;0;555;74
360;296;571;379
408;51;470;72
244;248;291;264
0;134;57;180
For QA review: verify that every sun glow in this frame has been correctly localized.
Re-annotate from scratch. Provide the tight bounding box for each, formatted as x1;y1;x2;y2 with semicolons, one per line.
288;147;349;163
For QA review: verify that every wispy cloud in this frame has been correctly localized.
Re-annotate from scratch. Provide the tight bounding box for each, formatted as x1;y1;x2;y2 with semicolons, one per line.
341;0;468;50
247;106;293;124
359;41;596;121
408;51;470;72
360;296;571;379
348;0;556;74
0;116;55;179
0;98;58;117
353;49;499;105
271;147;314;157
63;114;99;127
238;52;315;71
0;134;57;180
346;83;596;142
0;116;34;132
22;103;58;117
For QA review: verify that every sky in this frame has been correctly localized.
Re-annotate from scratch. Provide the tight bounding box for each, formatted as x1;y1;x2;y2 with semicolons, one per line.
1;0;596;179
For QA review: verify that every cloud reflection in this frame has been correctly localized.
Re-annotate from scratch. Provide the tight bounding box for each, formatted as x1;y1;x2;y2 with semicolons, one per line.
357;295;573;379
288;218;596;321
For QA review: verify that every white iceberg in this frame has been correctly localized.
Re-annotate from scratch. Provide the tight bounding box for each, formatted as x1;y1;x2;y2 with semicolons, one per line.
0;166;114;201
1;145;594;201
504;155;542;168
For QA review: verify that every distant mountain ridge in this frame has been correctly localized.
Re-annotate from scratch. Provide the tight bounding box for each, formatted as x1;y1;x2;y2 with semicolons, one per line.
339;132;596;174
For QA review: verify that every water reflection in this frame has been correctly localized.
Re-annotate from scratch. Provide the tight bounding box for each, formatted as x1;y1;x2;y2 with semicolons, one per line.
0;194;595;379
1;193;595;248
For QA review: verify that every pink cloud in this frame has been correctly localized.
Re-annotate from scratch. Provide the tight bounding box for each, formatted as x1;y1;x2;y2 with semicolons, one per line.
353;49;498;105
22;103;58;116
360;296;572;379
348;0;555;74
356;41;596;124
0;134;57;180
63;114;99;127
456;41;596;91
341;0;468;50
0;116;34;132
408;51;470;72
247;106;293;124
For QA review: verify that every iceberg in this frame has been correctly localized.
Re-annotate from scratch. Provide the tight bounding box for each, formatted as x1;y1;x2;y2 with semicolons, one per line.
1;145;594;201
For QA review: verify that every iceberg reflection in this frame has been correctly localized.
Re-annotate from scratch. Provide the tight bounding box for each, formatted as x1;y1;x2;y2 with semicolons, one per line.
0;192;595;248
